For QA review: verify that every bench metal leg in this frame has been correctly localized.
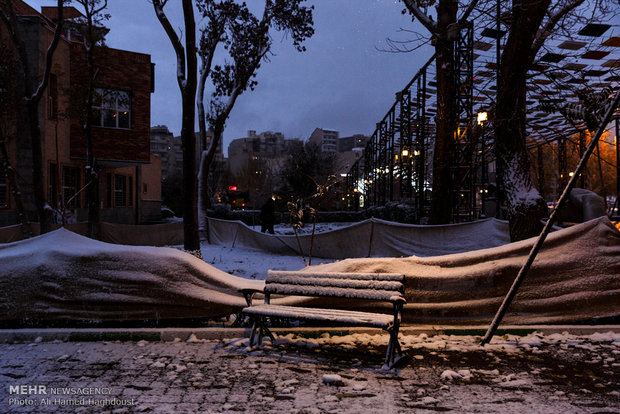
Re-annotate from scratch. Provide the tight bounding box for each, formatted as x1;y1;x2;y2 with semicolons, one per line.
249;317;275;348
249;320;260;347
384;325;404;370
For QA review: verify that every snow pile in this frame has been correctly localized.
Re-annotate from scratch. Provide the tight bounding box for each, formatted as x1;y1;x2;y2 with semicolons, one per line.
0;217;618;323
0;228;259;321
303;217;620;324
321;374;344;386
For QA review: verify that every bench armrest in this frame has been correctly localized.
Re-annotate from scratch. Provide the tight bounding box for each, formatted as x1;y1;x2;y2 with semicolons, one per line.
390;296;407;306
238;288;264;307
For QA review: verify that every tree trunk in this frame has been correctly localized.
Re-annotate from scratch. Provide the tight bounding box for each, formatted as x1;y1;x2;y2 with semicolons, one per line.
181;0;200;252
26;100;49;234
495;0;550;242
197;129;220;243
0;131;31;238
429;0;457;224
85;36;99;239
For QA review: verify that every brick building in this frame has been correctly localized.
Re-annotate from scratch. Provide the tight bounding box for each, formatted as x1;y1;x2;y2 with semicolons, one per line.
0;1;160;227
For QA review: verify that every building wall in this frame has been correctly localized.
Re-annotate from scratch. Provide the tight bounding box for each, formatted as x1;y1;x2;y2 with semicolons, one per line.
338;134;369;152
139;154;162;223
310;128;339;153
228;131;294;176
69;44;152;163
0;1;157;228
142;154;162;202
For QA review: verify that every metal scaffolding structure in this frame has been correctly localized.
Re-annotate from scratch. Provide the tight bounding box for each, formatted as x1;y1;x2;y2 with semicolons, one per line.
344;7;620;223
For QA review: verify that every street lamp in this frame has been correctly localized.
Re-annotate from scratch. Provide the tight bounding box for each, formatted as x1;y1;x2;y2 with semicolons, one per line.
477;111;488;125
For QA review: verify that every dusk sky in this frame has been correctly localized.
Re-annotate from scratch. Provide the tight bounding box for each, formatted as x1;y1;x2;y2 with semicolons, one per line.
26;1;433;155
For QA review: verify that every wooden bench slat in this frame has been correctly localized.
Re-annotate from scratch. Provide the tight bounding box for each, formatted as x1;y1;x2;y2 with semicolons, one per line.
265;283;404;302
267;270;404;282
242;304;394;328
265;276;403;292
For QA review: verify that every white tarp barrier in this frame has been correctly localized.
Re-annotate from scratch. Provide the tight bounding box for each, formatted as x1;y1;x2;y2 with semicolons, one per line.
208;217;512;258
0;217;618;324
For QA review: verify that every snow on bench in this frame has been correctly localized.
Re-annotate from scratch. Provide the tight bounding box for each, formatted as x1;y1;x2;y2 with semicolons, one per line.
239;270;407;369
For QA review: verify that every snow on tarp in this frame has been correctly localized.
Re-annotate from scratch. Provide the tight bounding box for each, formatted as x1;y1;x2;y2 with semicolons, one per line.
208;217;511;258
0;217;618;324
0;228;259;321
301;216;620;324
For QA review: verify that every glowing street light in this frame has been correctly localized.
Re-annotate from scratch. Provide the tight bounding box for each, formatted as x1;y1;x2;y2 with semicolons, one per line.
477;111;488;125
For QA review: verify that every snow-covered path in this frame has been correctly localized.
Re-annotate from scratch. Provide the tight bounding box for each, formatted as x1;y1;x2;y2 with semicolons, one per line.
1;331;618;413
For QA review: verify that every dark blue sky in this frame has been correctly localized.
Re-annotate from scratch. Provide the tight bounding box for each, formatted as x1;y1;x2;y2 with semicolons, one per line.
27;1;433;153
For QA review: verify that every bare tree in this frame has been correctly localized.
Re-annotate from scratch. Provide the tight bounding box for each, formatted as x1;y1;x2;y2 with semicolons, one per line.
196;0;314;236
494;0;615;241
153;0;313;250
400;0;615;240
0;0;65;234
152;0;200;252
71;0;109;239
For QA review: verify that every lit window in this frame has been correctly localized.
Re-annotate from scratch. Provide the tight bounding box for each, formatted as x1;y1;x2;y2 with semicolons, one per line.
92;88;131;129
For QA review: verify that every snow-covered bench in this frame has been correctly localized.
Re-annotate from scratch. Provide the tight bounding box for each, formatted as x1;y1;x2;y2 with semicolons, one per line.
239;270;407;369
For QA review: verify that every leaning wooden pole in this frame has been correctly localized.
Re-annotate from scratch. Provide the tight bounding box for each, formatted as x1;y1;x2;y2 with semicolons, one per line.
481;90;620;346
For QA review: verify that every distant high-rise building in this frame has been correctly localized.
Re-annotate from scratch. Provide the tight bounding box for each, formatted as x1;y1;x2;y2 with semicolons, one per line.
228;130;288;176
151;127;222;180
338;134;370;152
150;126;177;180
309;128;339;153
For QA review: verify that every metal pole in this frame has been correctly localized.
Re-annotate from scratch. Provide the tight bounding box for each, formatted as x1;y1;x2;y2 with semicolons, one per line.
496;0;500;94
616;117;619;198
494;0;503;219
481;90;620;346
579;130;585;188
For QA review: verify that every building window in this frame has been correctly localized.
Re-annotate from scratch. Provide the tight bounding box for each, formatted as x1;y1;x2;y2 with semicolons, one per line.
92;88;131;129
48;74;58;120
114;174;126;207
62;166;81;208
0;173;7;208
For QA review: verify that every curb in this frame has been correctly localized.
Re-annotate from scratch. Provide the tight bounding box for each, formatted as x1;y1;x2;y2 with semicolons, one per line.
1;325;618;344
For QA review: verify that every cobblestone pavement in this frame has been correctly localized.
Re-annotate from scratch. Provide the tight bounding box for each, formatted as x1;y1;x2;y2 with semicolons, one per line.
0;335;619;413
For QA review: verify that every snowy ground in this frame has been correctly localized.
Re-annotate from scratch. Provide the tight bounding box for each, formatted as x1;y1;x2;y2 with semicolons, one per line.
199;223;341;280
0;331;618;413
1;222;619;412
247;222;354;236
199;242;334;280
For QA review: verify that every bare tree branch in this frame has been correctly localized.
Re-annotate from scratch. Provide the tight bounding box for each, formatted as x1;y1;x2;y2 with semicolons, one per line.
152;0;187;90
401;0;437;33
531;0;586;58
458;0;481;25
